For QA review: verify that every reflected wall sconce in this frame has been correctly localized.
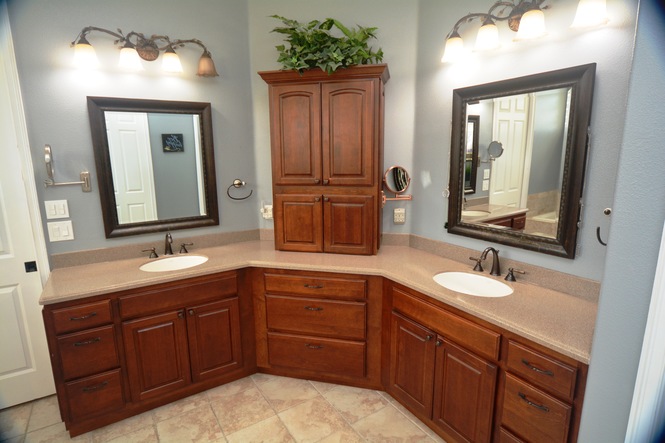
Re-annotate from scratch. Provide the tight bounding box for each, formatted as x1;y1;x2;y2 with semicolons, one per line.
71;26;219;77
441;0;607;63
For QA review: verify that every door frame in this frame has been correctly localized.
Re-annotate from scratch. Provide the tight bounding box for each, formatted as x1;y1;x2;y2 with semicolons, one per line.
1;4;50;283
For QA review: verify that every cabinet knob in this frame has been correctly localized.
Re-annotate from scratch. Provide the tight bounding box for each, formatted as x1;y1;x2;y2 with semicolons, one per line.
178;311;184;319
314;197;320;202
323;197;329;202
425;335;433;341
188;309;195;316
323;179;329;185
435;340;442;347
314;179;321;184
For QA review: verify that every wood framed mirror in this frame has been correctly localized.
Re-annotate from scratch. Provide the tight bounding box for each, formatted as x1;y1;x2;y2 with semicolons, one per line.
88;97;219;238
447;64;596;258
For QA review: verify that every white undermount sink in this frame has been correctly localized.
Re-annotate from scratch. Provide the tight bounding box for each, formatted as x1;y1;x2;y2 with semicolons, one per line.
462;210;491;217
433;272;513;297
139;255;209;272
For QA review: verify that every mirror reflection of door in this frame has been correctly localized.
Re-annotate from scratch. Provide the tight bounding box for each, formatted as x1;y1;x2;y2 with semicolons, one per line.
489;94;534;209
464;115;479;194
105;112;158;223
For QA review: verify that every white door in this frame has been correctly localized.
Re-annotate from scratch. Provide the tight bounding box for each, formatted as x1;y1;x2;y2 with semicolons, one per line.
489;94;534;208
0;5;55;407
105;111;158;223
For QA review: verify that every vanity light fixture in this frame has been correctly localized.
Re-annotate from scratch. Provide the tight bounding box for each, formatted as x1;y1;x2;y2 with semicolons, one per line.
441;0;607;63
71;26;219;77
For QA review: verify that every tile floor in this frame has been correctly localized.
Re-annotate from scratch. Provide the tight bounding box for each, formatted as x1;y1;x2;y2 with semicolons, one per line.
0;374;447;442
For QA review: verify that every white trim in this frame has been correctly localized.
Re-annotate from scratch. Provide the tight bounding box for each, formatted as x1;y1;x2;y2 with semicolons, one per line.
625;220;665;442
0;3;50;283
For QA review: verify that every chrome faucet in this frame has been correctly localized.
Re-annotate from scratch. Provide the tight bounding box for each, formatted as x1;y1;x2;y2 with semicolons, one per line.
164;232;173;255
480;247;501;276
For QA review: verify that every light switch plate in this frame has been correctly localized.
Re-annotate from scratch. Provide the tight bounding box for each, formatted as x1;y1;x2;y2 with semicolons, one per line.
483;169;490;179
47;220;74;242
482;180;490;191
261;204;273;220
394;208;406;224
45;200;69;219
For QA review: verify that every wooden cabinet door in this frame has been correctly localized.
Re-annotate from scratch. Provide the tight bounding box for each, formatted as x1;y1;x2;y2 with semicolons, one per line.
432;339;497;443
270;83;322;185
389;312;436;417
274;194;323;252
323;194;374;255
122;310;191;402
186;298;243;383
322;80;375;186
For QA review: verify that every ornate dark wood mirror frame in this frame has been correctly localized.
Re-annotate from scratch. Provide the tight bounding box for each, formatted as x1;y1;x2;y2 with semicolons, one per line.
447;63;596;258
88;96;219;238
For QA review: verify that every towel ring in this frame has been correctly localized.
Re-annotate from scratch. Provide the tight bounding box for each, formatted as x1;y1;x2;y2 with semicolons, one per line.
226;179;253;201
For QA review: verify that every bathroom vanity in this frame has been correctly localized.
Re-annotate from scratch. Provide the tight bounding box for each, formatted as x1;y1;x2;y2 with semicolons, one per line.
40;241;596;442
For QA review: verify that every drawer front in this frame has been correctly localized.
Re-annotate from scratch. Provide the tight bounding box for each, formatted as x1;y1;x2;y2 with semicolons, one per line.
64;369;125;422
119;274;237;318
266;295;366;340
498;428;524;443
51;300;112;335
392;287;500;361
264;273;367;300
501;373;572;443
506;340;577;401
268;332;366;378
57;325;119;381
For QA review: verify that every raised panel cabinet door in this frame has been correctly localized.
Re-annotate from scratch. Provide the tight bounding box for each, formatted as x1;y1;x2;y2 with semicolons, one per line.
389;312;436;418
186;297;243;383
270;83;322;185
321;80;375;186
122;310;191;402
274;194;323;252
323;195;374;255
432;339;497;443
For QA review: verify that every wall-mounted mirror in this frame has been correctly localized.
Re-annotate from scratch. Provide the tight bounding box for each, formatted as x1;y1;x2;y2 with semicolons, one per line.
448;64;596;258
88;97;219;238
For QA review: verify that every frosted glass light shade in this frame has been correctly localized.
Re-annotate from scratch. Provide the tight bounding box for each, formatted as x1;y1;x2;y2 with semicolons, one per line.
118;46;144;71
515;8;546;40
441;34;465;63
197;52;219;77
475;20;500;51
162;48;183;73
571;0;608;28
73;39;99;69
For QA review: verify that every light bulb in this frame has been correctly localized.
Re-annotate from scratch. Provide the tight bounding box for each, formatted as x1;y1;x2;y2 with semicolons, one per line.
162;47;183;73
441;32;465;63
571;0;608;28
515;7;547;40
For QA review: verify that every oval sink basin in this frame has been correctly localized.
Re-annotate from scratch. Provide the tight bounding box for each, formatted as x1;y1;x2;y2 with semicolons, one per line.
433;272;513;297
462;210;490;217
139;255;208;272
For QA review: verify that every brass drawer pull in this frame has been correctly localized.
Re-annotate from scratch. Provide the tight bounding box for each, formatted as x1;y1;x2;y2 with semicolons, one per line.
518;392;550;412
304;284;323;289
304;306;323;311
82;381;108;392
305;344;324;350
73;337;101;347
521;358;554;376
69;312;97;321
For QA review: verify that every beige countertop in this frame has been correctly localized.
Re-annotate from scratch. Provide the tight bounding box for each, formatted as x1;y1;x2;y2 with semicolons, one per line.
40;240;597;364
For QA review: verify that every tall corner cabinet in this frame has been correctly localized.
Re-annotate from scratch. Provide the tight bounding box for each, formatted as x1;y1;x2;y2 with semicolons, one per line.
259;64;389;255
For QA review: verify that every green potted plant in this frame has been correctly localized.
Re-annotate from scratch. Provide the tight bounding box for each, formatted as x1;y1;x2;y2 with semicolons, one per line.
270;15;384;74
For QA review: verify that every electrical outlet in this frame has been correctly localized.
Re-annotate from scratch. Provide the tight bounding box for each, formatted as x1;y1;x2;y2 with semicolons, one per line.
394;208;406;224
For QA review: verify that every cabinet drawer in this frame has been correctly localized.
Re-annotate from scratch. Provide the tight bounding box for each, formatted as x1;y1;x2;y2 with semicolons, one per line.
268;332;366;378
266;295;366;340
57;325;119;381
392;287;500;360
498;428;524;443
501;373;572;443
506;340;577;401
264;273;366;300
119;274;237;318
64;369;125;423
51;300;112;334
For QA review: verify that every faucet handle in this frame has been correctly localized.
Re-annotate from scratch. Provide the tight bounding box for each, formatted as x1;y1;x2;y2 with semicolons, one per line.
505;268;526;282
179;243;193;254
142;248;158;259
469;256;484;272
